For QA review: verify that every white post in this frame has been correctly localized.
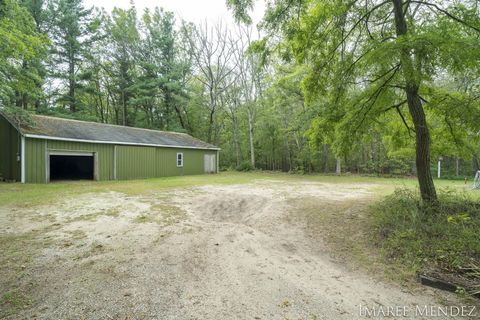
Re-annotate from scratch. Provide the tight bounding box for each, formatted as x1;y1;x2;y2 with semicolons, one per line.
437;159;441;179
335;158;341;175
21;135;25;183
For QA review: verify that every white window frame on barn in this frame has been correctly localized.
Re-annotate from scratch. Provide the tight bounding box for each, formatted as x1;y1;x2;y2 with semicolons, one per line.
176;153;184;167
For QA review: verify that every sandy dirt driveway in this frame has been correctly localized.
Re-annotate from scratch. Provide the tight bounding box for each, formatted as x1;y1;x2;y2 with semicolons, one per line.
0;180;464;319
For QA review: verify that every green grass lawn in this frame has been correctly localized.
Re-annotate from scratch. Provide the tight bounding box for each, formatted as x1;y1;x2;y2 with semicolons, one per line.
0;171;477;207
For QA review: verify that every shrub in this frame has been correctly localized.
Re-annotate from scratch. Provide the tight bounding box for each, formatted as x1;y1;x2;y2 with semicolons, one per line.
373;189;480;274
236;161;254;172
290;166;305;175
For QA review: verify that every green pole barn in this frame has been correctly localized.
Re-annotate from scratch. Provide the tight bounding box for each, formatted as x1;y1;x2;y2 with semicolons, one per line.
0;112;219;183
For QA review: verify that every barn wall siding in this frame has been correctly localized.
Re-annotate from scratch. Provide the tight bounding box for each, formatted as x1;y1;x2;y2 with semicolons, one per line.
155;147;217;177
116;146;156;180
25;139;46;183
116;145;217;180
23;138;217;183
0;116;20;181
46;140;115;181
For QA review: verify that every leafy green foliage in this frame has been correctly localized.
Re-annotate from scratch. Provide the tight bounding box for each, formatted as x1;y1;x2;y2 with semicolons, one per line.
1;0;480;180
226;0;254;24
0;0;48;108
235;160;254;172
227;0;480;200
47;0;102;112
132;8;190;131
373;189;480;275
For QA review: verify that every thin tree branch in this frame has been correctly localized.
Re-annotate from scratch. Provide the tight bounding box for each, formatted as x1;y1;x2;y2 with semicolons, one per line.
411;1;480;32
395;105;414;137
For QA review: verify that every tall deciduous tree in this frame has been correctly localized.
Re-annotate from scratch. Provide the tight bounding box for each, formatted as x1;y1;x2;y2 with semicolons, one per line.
182;22;238;144
15;0;49;110
0;0;47;109
232;25;265;167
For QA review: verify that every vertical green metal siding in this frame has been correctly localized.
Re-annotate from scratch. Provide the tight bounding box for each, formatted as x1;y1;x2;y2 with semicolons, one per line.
23;139;114;182
116;146;156;180
155;147;184;177
45;140;114;181
116;145;217;180
0;116;20;181
22;137;217;183
0;116;10;180
25;138;46;183
155;147;216;177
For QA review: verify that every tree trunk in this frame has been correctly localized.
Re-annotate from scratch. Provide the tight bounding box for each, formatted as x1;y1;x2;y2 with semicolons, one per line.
284;136;292;172
232;116;242;167
455;157;460;177
122;90;126;126
173;104;187;130
247;107;255;167
272;135;276;170
207;108;215;143
69;59;76;112
206;85;216;143
406;86;437;201
392;0;437;202
336;157;341;175
473;155;479;172
165;92;171;131
323;144;329;173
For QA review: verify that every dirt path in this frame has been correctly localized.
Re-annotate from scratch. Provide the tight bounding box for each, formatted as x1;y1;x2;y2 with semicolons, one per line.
0;180;465;319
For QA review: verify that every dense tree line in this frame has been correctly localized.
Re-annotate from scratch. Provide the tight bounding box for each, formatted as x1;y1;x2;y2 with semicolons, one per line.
230;0;479;201
1;0;480;195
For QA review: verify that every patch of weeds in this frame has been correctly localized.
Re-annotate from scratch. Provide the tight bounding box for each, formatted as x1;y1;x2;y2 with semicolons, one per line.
67;208;121;223
30;212;56;223
0;230;50;318
133;215;153;223
288;197;384;274
103;207;121;217
67;229;87;240
280;299;290;308
67;212;101;223
150;204;186;225
73;241;107;260
133;204;185;225
152;233;167;244
60;230;87;248
97;263;116;275
372;188;480;294
1;290;31;314
236;161;255;172
0;232;47;273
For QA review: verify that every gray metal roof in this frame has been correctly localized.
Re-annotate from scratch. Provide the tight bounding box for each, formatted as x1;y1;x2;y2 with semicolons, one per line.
15;114;219;150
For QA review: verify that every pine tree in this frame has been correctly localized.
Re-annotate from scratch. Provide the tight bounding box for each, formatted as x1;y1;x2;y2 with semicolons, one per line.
48;0;100;112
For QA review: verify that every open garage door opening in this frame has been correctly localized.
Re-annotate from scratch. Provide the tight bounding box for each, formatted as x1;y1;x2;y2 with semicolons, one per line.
49;154;94;181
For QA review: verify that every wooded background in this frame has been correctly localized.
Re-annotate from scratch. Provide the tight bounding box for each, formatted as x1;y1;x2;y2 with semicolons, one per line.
1;0;479;180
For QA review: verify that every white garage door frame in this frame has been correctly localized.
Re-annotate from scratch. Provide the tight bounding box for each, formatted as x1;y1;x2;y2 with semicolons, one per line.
46;150;98;183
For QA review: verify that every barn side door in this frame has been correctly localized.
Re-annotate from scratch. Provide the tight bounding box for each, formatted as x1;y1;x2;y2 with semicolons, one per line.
204;154;210;173
204;154;216;173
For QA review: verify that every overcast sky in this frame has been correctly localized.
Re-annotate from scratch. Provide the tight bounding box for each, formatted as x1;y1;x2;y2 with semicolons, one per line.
84;0;266;26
